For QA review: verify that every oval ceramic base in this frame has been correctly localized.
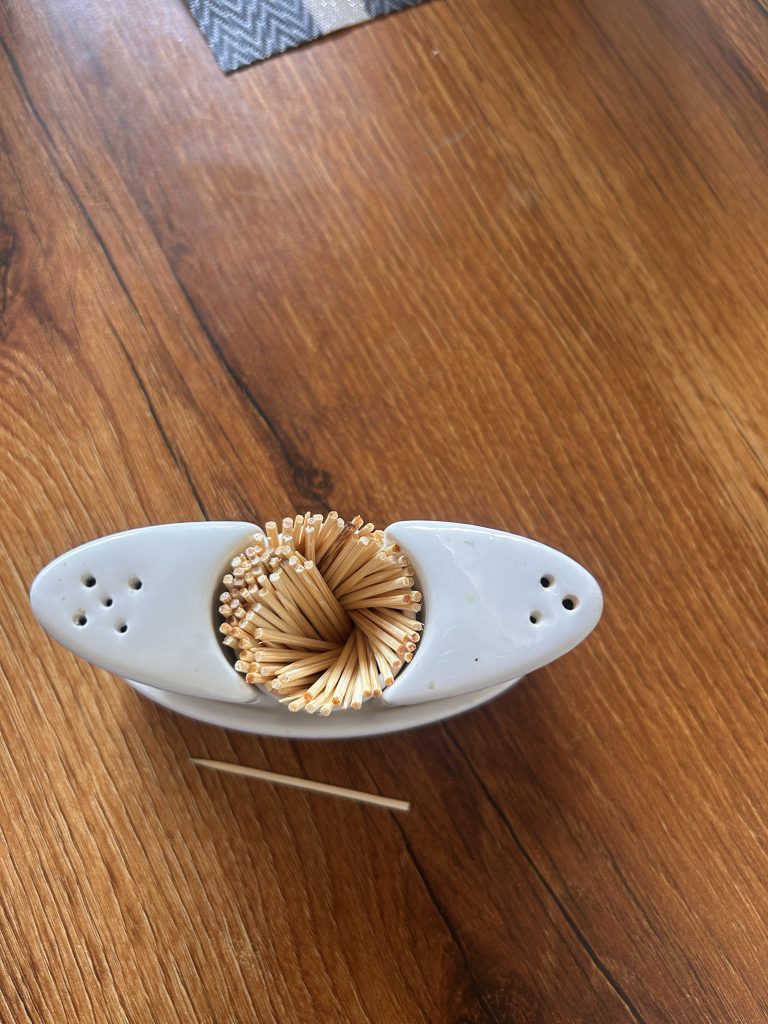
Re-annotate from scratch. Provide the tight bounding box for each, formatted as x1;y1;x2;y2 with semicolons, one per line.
126;674;521;739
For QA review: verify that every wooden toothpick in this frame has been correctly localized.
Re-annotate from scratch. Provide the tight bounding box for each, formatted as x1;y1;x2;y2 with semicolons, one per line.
191;758;410;812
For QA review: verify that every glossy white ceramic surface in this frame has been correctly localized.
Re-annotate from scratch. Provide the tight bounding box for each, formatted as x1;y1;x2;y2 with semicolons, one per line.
30;522;259;703
383;521;603;705
30;519;602;732
126;674;521;738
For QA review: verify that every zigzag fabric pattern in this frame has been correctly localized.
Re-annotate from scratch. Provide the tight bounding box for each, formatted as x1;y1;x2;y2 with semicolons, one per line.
363;0;424;17
187;0;427;71
187;0;319;70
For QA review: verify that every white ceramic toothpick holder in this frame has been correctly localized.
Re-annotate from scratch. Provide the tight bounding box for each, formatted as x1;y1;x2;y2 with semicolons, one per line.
30;520;602;737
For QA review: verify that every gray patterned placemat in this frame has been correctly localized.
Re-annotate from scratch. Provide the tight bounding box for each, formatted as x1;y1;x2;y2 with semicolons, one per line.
186;0;427;72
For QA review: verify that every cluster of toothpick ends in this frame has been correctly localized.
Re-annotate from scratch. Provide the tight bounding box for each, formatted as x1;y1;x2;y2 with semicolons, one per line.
219;513;422;714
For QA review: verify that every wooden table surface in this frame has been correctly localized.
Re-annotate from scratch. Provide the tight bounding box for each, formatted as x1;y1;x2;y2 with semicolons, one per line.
2;0;767;1020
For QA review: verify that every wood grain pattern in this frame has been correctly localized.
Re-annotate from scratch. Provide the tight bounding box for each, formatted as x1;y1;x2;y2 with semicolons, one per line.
0;0;766;1020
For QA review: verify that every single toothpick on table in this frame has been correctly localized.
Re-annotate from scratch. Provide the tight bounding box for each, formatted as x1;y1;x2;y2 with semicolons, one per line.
191;758;410;812
219;513;422;715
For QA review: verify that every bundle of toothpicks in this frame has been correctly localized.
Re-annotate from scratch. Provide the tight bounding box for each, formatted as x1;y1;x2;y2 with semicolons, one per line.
219;513;422;714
